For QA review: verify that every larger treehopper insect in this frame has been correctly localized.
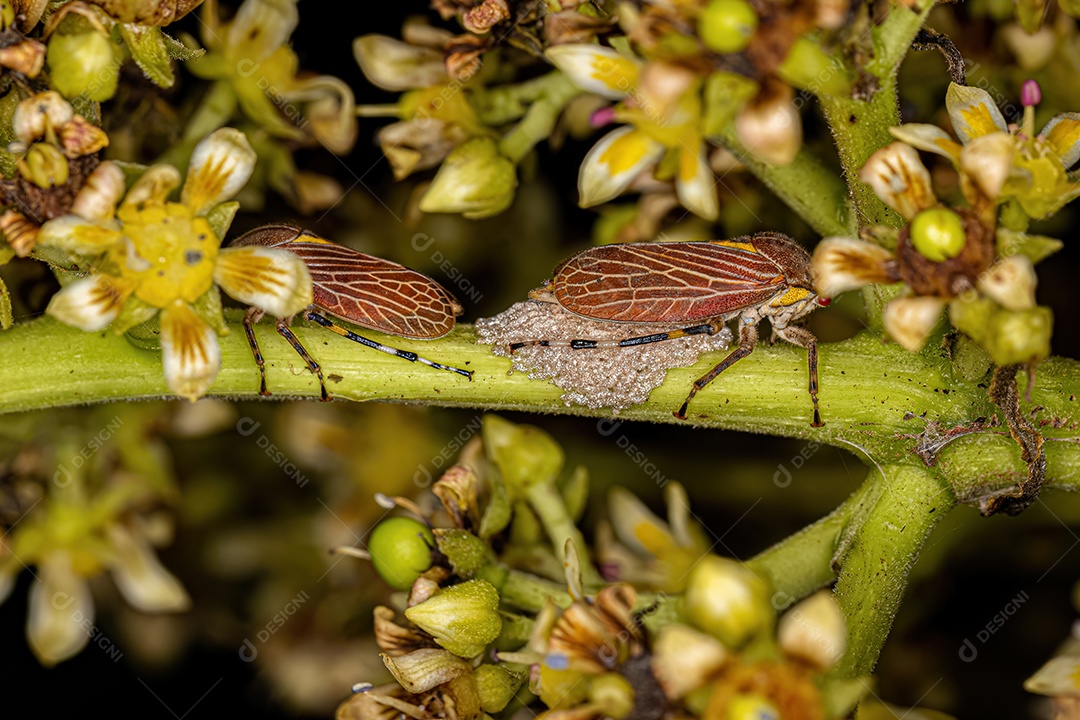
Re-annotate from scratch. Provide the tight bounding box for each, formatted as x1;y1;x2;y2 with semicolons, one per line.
508;232;829;425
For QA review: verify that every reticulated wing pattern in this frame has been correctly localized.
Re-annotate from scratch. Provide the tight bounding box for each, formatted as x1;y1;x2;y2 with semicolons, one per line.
552;242;786;323
286;242;459;338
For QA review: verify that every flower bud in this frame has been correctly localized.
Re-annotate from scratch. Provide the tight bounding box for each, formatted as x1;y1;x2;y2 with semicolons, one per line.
434;528;488;576
683;556;771;647
18;143;69;188
404;579;503;658
983;306;1052;366
777;591;846;671
977;255;1037;311
481;414;564;493
47;30;122;102
948;295;996;344
590;673;635;718
474;664;524;713
909;207;966;262
777;38;850;96
882;296;945;352
368;516;435;591
419;137;517;219
699;0;758;54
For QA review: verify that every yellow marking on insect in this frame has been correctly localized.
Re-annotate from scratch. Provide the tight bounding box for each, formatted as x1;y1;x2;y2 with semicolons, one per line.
710;240;756;252
285;234;334;245
770;286;812;307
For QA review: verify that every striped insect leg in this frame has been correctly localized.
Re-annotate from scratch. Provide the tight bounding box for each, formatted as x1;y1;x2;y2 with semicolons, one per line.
304;312;473;380
775;324;822;427
242;306;272;396
508;319;726;353
275;317;330;401
674;323;758;420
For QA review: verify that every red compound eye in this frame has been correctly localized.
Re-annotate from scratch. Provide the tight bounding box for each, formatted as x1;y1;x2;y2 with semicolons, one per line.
818;297;832;307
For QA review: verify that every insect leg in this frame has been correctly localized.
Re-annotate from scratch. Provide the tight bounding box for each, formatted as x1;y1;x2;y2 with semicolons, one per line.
305;311;473;380
242;306;271;396
775;325;822;427
275;317;330;401
674;323;759;420
509;320;725;353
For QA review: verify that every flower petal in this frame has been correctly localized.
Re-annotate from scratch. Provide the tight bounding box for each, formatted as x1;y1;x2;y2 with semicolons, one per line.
777;591;846;671
225;0;298;62
160;301;221;402
123;164;182;208
577;126;664;208
959;132;1017;202
353;34;449;92
215;246;313;317
290;75;358;155
889;123;962;161
70;161;125;222
46;274;132;331
977;255;1037;311
859;142;937;220
811;237;897;296
181;128;257;215
106;524;190;612
1025;655;1080;696
607;485;676;558
545;44;638;100
27;552;94;666
675;144;719;220
946;82;1008;142
883;296;946;352
1038;113;1080;169
36;215;122;254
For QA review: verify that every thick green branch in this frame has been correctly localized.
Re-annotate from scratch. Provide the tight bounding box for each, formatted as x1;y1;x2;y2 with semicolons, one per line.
832;464;954;676
2;316;1078;469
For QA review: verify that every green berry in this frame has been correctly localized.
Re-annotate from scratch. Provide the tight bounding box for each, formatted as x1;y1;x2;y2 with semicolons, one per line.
909;207;966;262
368;516;434;591
699;0;759;54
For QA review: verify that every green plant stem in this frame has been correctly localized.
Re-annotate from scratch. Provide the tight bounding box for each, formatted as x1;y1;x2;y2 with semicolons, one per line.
498;73;581;164
817;3;933;229
476;71;579;127
525;480;604;588
832;464;954;676
713;128;855;237
747;476;876;599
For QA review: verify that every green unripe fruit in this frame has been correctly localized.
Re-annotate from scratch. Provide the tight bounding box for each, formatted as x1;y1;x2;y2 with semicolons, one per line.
699;0;758;54
909;207;967;262
368;516;435;591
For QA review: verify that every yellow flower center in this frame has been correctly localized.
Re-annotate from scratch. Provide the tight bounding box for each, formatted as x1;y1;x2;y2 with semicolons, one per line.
112;202;219;309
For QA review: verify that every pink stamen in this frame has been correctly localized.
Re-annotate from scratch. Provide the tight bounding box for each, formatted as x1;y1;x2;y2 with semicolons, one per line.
1021;79;1042;108
590;106;617;128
